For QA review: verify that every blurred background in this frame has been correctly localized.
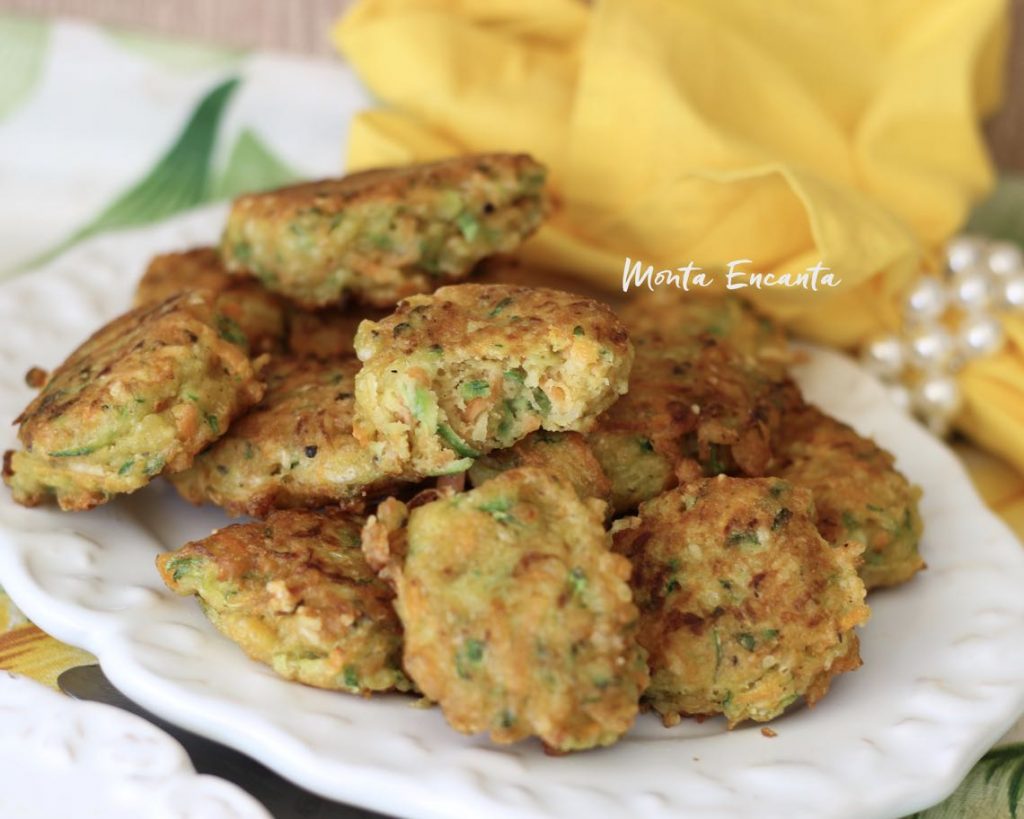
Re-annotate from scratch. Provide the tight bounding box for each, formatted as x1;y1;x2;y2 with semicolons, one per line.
1;0;1022;171
2;0;353;56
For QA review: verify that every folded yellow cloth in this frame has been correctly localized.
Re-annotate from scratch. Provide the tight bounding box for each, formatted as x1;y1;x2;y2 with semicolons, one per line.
333;0;1024;472
961;313;1024;473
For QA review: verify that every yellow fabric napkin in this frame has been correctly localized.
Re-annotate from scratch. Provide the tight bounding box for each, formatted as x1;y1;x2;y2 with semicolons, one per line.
333;0;1024;472
960;313;1024;473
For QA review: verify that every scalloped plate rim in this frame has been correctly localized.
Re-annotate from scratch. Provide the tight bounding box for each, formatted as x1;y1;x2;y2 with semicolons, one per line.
0;671;272;819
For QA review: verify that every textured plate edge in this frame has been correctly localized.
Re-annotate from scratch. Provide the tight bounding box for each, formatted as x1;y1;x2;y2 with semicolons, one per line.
0;671;272;819
792;345;1024;818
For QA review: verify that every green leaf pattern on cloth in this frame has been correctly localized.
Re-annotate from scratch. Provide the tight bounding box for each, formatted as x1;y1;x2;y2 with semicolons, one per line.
23;77;240;270
20;76;301;272
212;128;300;200
967;175;1024;247
0;17;49;122
906;744;1024;819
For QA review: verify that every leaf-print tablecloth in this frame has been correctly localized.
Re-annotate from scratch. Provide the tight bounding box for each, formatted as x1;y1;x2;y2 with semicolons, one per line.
0;15;1021;819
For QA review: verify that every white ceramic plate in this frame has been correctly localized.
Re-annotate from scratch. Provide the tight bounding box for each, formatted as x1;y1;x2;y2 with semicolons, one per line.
0;672;270;819
1;208;1023;819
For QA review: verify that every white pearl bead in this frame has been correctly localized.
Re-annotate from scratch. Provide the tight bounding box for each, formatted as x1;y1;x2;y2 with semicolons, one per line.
1003;274;1024;310
912;375;962;433
861;336;905;381
987;241;1024;277
951;271;992;313
886;384;912;413
904;277;948;323
947;236;985;275
957;314;1004;359
906;325;955;371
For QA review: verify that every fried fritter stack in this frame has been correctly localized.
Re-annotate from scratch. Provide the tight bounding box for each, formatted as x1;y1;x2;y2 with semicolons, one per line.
6;152;927;754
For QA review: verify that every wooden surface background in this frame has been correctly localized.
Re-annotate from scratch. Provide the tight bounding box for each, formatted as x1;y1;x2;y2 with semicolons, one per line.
1;0;1022;172
0;0;353;56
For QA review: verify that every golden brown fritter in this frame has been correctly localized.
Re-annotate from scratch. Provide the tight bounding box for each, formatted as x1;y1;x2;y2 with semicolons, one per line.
157;508;411;694
134;247;386;360
170;355;401;517
285;305;388;360
221;154;548;309
588;328;800;515
353;284;634;478
362;468;648;752
614;476;869;727
467;431;612;505
133;247;288;354
620;293;791;377
773;404;925;590
475;255;621;303
4;291;264;511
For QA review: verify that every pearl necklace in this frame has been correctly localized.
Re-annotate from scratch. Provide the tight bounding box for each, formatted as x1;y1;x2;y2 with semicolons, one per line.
860;237;1024;436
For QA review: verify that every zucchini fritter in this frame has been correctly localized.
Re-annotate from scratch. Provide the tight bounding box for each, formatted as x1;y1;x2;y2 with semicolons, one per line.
621;293;791;376
285;304;387;360
134;247;287;354
774;404;925;590
467;430;612;504
4;292;264;511
362;468;648;752
221;153;548;309
170;355;400;517
614;476;869;727
134;247;382;359
353;284;634;477
588;328;799;514
157;508;411;694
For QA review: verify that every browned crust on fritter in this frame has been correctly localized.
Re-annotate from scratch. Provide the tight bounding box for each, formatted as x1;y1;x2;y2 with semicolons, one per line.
619;293;792;377
467;430;613;504
133;247;288;354
773;403;925;590
362;468;648;751
230;154;543;219
157;508;411;694
135;247;386;360
286;305;388;360
361;283;630;358
591;329;801;486
613;476;869;727
169;355;403;517
16;293;255;440
5;291;264;510
222;153;548;309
